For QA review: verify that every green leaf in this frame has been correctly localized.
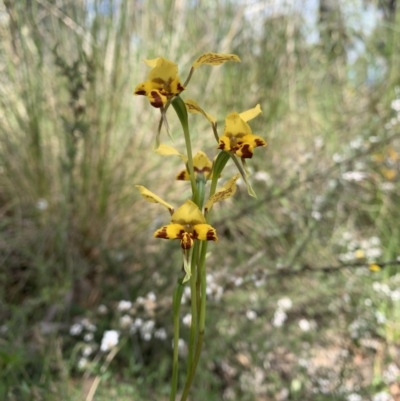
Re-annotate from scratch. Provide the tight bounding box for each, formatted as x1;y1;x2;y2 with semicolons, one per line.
171;96;189;131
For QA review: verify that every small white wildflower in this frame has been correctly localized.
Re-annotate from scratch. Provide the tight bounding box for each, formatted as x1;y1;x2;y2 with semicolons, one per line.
390;289;400;301
347;393;362;401
178;338;187;356
131;318;143;334
380;182;395;191
342;171;368;182
311;211;322;221
81;319;97;332
366;247;382;260
369;136;380;143
314;136;324;148
254;278;265;288
369;236;381;246
383;362;400;384
272;310;287;328
69;323;83;336
375;311;386;324
182;314;192;327
214;286;224;301
154;328;167;340
298;358;309;368
364;298;372;307
84;333;94;342
298;319;311;332
391;98;400;112
97;304;108;314
82;345;95;357
119;314;133;329
0;325;8;334
140;320;155;340
35;198;48;211
333;153;343;163
246;310;257;321
136;296;145;305
147;292;156;302
372;391;393;401
234;277;244;287
78;357;89;370
350;137;363;149
117;300;132;312
253;171;271;183
277;297;293;311
100;330;119;352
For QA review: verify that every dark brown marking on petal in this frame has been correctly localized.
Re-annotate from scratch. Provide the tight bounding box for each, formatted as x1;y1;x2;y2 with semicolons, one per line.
238;144;253;159
150;91;164;108
255;138;266;147
206;229;218;242
176;171;187;180
194;166;211;174
135;90;146;95
180;233;194;249
218;142;226;150
155;226;169;239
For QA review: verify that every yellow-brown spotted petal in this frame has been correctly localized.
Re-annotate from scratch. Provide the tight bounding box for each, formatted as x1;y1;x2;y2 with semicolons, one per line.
176;169;190;181
239;104;262;122
171;200;205;225
217;135;231;152
242;134;267;148
180;232;194;250
155;144;187;162
193;224;218;242
148;57;179;83
224;112;252;136
147;89;167;108
135;185;174;213
192;53;241;69
184;99;217;124
154;223;184;240
193;151;213;178
235;143;255;159
205;174;239;211
169;77;185;96
134;80;162;96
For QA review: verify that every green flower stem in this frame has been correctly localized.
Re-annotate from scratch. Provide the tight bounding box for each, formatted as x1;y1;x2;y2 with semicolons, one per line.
180;242;208;401
187;243;199;368
183;67;194;87
172;97;197;202
170;280;184;401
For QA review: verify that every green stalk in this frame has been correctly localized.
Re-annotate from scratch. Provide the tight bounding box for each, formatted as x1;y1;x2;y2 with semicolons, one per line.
180;242;208;401
187;243;199;368
170;280;184;401
172;97;197;201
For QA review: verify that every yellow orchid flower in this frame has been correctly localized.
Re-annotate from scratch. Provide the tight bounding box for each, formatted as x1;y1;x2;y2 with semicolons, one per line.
155;144;214;181
134;57;185;108
217;104;267;159
177;151;213;181
154;200;217;250
135;186;218;250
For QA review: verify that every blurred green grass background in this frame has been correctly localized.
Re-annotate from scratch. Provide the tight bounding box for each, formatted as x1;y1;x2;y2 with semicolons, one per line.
1;0;400;400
